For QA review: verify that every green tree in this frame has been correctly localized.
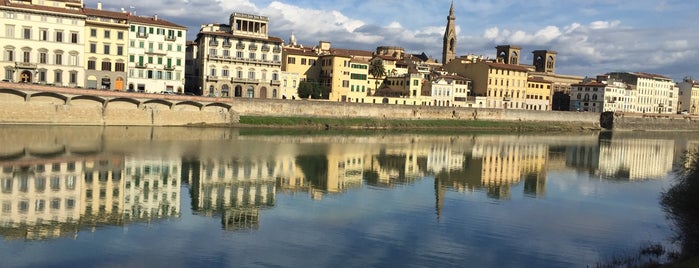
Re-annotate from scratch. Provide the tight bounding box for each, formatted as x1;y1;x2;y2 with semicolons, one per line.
369;59;386;96
298;81;331;99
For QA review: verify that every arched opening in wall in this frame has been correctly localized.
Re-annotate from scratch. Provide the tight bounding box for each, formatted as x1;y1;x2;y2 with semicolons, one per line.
20;70;32;83
208;85;215;97
221;84;230;97
382;98;389;104
272;89;277;99
259;87;267;99
504;102;508;109
101;76;111;90
510;51;518;65
128;83;134;92
88;76;98;89
234;85;242;97
247;86;254;98
115;76;124;91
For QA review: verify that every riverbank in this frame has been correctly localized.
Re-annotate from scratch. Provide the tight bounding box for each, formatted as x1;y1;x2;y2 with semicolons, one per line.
234;115;600;131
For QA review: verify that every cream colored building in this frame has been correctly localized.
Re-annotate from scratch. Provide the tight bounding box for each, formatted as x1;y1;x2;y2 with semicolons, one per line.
123;157;180;221
430;74;471;107
677;77;699;115
607;72;678;114
194;12;283;98
83;4;128;90
127;14;186;93
598;138;674;180
1;0;85;87
280;71;299;99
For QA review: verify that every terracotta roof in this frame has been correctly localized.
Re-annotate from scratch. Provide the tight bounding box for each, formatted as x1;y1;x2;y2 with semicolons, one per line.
198;31;283;44
2;1;84;16
632;72;671;80
128;14;186;29
483;61;530;72
374;55;398;61
83;8;129;20
330;48;373;58
284;47;318;57
527;76;552;83
350;57;369;64
572;81;606;87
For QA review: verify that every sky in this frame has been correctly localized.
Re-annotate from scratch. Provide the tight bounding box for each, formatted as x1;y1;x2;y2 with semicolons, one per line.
88;0;699;80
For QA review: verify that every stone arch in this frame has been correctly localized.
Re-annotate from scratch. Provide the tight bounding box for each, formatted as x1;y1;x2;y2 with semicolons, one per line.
143;99;174;109
221;84;230;97
174;101;203;111
0;88;28;102
29;92;68;104
259;86;267;99
108;97;141;108
204;102;231;110
234;85;242;97
71;95;106;106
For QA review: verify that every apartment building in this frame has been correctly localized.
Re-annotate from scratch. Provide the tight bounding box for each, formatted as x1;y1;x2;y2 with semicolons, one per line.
607;72;678;114
677;77;699;115
127;14;186;93
83;4;128;90
570;76;634;113
444;58;528;109
193;12;283;98
1;0;85;87
524;76;553;111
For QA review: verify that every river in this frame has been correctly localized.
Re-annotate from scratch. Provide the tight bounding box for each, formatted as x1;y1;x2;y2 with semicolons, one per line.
0;126;695;267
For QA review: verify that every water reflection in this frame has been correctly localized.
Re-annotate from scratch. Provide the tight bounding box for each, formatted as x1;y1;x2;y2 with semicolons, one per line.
0;126;694;249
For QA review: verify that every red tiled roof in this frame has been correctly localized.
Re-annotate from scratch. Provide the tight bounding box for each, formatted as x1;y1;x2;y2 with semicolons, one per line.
284;47;318;57
572;81;606;87
2;1;84;16
483;61;530;72
128;14;186;29
330;48;373;58
528;76;552;83
83;8;129;20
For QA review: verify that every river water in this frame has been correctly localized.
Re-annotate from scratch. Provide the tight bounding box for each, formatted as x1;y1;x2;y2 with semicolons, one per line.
0;126;695;267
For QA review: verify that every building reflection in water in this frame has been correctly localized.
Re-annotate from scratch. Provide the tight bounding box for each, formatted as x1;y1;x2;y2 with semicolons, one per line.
0;128;692;239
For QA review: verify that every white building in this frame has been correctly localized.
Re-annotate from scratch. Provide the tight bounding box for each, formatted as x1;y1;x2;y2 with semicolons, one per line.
126;14;186;93
1;0;86;87
430;74;470;107
677;77;699;115
193;12;283;98
607;72;678;114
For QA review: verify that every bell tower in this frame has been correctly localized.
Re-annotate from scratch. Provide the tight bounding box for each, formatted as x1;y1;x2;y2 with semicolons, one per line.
442;1;456;65
533;50;557;73
495;45;521;65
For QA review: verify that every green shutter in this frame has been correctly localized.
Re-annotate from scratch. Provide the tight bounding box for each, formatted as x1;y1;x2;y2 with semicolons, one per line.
130;25;135;32
177;31;182;37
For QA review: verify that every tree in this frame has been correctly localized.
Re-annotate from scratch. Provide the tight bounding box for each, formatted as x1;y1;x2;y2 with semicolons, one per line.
297;80;330;99
369;59;386;96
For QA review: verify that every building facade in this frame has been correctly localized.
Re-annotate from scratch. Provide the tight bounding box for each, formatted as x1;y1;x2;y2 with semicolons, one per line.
444;59;529;109
607;72;678;114
193;12;283;98
442;2;456;65
524;76;553;111
127;15;186;93
1;0;85;87
83;5;128;90
677;77;699;115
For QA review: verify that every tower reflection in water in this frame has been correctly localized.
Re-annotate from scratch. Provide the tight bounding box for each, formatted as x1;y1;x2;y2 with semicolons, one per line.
0;130;686;240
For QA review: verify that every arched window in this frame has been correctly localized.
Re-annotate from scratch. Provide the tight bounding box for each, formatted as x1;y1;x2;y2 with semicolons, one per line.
592;94;598;101
221;84;230;97
246;85;254;98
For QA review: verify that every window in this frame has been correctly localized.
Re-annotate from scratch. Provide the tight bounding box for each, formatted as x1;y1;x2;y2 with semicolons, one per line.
103;44;110;55
54;53;62;65
301;58;307;65
210;68;216;77
5;24;14;38
104;30;110;38
117;31;124;39
69;54;77;66
222;69;229;77
287;57;296;64
209;48;216;56
89;43;96;53
236;51;243;58
101;61;111;71
69;71;77;84
38;69;46;82
117;45;123;56
248;70;255;79
115;62;125;72
54;70;62;84
39;29;47;40
4;48;13;61
87;59;96;70
39;51;47;63
90;28;97;37
22;50;30;62
249;52;255;59
22;27;30;39
71;32;78;43
55;31;63;42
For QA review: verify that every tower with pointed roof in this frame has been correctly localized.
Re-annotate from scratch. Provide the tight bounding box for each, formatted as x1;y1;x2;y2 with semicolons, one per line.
442;1;457;65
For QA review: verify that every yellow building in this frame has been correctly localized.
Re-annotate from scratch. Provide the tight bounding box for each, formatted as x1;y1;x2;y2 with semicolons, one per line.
319;52;352;101
678;77;699;115
525;76;553;111
282;45;319;83
445;59;529;109
347;58;369;103
83;4;128;90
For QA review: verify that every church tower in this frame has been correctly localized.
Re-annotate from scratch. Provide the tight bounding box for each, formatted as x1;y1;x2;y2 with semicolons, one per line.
442;1;456;65
532;50;557;73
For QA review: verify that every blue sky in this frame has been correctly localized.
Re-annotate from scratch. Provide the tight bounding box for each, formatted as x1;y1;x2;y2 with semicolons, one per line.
90;0;699;80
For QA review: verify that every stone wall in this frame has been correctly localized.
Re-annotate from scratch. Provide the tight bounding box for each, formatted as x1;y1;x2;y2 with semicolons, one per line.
610;113;699;131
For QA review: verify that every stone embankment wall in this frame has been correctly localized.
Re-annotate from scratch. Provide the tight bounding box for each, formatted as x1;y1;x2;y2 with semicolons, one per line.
603;112;699;131
230;98;600;124
0;83;236;126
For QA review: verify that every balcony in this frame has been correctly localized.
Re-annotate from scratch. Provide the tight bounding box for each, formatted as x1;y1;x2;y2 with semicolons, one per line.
15;62;37;69
261;46;270;52
209;40;219;47
207;75;220;82
273;47;281;53
503;97;511;101
164;65;175;70
248;45;258;51
231;77;260;84
165;35;176;41
137;32;148;38
236;43;245;50
135;62;147;68
270;80;280;86
222;42;232;48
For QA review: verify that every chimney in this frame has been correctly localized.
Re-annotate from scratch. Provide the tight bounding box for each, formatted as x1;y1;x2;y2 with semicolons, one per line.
97;2;102;10
154;14;158;21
